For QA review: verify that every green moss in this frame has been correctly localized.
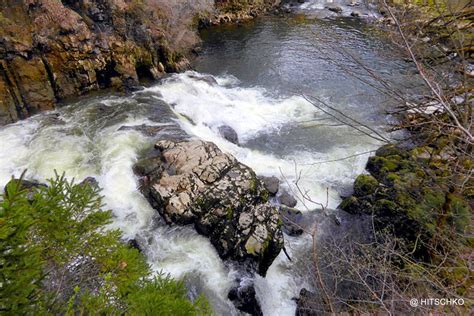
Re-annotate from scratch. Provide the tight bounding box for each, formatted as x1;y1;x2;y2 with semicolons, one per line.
226;207;234;220
277;218;283;227
375;144;409;158
339;196;359;211
449;194;470;233
249;175;258;194
374;199;398;213
354;174;379;196
260;189;269;202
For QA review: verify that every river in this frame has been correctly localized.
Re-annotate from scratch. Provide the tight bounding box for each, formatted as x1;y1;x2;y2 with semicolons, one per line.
0;4;418;315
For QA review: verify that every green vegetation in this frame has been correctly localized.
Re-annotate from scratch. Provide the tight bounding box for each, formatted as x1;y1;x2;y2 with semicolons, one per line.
342;145;470;254
0;173;210;315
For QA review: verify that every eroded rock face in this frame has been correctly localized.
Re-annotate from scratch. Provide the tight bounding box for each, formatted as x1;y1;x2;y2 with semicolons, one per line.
0;1;181;124
136;140;284;275
0;1;282;125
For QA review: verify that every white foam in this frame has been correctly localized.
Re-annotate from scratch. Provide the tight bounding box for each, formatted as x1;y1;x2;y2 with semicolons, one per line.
148;71;318;142
151;72;379;210
0;71;383;316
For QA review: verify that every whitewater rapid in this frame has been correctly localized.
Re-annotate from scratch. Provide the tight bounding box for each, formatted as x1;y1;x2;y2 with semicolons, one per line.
0;69;385;314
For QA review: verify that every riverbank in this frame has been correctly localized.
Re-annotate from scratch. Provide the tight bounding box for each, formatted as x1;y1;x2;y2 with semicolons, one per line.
0;0;281;125
0;1;470;314
309;1;473;312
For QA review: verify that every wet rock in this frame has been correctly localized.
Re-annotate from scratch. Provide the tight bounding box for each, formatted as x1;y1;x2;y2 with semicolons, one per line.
295;288;319;316
217;125;239;144
278;189;298;208
188;73;218;85
136;140;283;275
127;239;141;252
279;206;304;236
228;280;262;315
259;176;280;195
4;178;47;202
118;124;165;137
327;6;343;13
80;177;99;190
351;11;361;17
40;113;66;126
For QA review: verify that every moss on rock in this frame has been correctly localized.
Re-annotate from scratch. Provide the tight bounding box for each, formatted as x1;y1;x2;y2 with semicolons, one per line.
340;144;471;259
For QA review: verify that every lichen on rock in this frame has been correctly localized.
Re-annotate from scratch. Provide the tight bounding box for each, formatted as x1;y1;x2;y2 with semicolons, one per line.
135;139;284;276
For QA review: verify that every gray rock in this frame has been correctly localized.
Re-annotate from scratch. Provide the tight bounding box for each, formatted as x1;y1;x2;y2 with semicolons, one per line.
351;11;361;17
327;5;343;13
80;177;99;189
218;125;239;144
135;140;283;276
259;176;280;195
295;288;319;315
279;206;304;236
188;73;218;85
278;189;298;208
3;178;47;202
228;281;262;315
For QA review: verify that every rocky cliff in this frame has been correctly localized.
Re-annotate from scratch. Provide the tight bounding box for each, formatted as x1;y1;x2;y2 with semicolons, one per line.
0;0;280;125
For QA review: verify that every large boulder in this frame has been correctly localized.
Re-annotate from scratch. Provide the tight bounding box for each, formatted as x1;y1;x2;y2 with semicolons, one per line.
135;139;284;275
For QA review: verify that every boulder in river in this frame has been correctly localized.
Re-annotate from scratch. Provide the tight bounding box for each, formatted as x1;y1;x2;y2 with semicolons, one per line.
351;11;361;17
4;178;47;202
135;139;284;275
217;125;239;144
228;280;262;315
278;189;298;208
259;176;280;195
279;206;304;236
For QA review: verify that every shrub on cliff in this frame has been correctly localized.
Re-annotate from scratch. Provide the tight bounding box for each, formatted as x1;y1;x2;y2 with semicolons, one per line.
0;173;210;315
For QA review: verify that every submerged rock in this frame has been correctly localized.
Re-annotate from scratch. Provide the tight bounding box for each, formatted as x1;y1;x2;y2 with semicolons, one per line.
80;177;99;189
217;125;239;144
118;124;166;137
135;139;284;275
351;11;361;17
3;178;47;202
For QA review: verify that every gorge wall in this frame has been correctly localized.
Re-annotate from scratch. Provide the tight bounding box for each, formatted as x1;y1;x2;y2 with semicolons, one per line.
0;0;280;125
